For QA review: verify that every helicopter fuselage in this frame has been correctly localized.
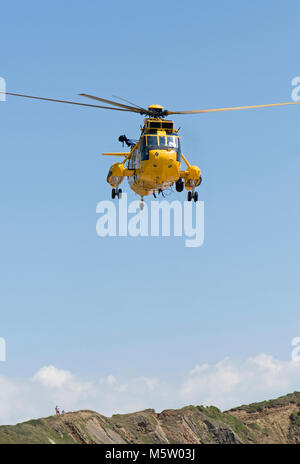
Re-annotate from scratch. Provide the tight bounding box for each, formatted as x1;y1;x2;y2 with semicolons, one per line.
104;118;202;198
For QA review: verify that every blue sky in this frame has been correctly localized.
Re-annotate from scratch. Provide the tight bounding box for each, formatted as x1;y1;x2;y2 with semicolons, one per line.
1;0;300;423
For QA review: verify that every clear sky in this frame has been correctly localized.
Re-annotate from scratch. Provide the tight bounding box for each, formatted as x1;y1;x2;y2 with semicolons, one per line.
1;0;300;424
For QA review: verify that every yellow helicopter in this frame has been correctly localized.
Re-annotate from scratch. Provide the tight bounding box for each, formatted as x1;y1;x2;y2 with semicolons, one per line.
2;91;300;208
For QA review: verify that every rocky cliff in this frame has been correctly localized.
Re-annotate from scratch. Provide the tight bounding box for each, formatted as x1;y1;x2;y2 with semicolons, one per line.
1;392;300;444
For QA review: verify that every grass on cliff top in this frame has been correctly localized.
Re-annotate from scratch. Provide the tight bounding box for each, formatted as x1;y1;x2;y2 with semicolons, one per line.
0;417;76;444
230;391;300;414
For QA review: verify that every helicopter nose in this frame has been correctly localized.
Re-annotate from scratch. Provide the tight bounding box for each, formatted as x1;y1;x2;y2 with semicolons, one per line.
150;150;176;161
149;149;179;176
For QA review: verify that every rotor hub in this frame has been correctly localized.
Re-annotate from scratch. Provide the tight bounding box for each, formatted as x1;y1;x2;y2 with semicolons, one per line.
147;104;168;118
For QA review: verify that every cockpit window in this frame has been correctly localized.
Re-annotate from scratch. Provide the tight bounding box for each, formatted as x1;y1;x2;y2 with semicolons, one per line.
167;136;177;148
141;135;181;162
147;135;157;146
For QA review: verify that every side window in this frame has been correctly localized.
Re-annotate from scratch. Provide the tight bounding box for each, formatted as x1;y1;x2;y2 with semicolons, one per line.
136;145;141;165
141;137;148;161
128;142;143;167
177;138;181;162
127;153;133;169
133;148;140;169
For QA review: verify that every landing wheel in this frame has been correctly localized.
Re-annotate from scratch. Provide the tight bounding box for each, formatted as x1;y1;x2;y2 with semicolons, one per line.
140;198;144;211
112;188;122;199
187;191;198;202
175;178;184;192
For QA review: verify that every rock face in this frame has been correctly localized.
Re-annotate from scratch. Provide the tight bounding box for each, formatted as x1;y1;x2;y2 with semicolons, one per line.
1;392;300;444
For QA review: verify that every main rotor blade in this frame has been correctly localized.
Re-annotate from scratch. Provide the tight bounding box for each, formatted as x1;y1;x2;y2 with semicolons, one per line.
112;95;146;110
0;92;136;112
167;101;300;115
79;93;149;113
